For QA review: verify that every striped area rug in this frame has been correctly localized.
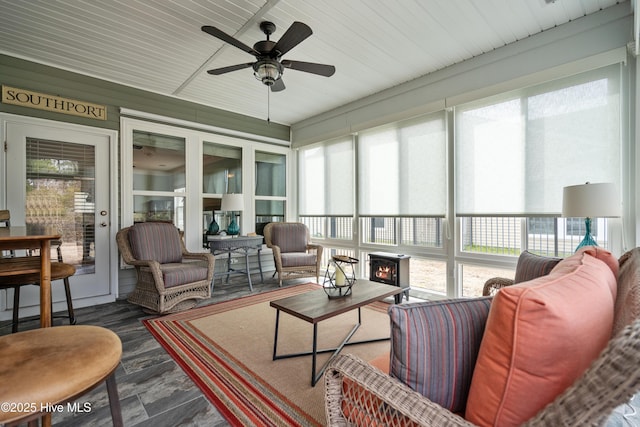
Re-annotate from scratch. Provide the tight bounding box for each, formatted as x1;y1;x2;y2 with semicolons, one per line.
143;283;392;426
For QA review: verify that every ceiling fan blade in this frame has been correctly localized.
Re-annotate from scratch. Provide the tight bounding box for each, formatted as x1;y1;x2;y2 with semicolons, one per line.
201;25;259;56
272;22;312;57
206;63;254;75
281;60;336;77
271;78;285;92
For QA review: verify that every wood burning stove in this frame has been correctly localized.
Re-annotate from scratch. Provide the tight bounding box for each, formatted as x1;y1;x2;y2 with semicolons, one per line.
368;252;410;303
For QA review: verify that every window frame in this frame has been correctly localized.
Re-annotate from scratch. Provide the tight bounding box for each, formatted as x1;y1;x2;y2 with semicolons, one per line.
121;117;291;251
297;61;628;299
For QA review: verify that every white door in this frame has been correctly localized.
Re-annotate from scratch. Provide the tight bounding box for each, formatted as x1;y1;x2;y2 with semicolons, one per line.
2;115;116;320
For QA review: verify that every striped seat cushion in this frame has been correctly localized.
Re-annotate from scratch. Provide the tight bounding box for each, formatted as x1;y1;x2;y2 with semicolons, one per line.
128;222;182;264
514;250;562;284
388;297;492;414
139;263;209;288
281;252;316;267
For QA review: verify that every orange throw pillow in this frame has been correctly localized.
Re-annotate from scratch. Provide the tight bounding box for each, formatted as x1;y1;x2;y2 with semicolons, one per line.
465;248;617;427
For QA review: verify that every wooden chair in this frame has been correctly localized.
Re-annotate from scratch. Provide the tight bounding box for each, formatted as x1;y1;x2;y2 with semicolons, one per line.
0;210;77;332
116;222;215;314
0;256;76;332
263;222;323;286
0;325;123;427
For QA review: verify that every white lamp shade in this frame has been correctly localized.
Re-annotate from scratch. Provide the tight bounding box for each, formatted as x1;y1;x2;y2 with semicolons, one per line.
221;193;244;212
562;183;620;218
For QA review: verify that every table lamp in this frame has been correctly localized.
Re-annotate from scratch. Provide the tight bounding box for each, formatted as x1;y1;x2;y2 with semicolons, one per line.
221;193;244;236
562;182;620;251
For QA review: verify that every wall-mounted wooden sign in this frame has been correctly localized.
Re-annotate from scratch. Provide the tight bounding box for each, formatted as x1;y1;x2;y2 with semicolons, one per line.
1;85;107;120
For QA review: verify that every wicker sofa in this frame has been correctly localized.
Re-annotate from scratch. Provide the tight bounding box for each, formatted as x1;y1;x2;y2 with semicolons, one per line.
325;247;640;426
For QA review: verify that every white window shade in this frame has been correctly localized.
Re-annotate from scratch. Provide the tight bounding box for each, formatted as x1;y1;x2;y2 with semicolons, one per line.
298;138;353;216
456;64;621;216
358;113;446;216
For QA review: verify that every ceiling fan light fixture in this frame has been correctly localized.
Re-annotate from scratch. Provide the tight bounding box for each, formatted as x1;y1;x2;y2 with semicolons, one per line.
253;60;282;86
203;21;334;92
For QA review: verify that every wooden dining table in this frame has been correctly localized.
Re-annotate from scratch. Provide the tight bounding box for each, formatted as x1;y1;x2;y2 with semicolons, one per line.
0;226;61;328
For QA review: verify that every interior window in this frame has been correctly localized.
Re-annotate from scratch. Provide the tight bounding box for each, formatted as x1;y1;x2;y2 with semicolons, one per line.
131;130;186;229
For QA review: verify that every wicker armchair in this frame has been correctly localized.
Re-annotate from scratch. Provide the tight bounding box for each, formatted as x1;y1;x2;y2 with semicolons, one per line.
116;222;214;314
326;247;640;426
263;222;323;286
326;318;640;426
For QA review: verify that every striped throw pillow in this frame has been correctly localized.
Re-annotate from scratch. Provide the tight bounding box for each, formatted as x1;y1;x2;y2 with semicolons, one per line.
388;297;492;414
514;250;562;284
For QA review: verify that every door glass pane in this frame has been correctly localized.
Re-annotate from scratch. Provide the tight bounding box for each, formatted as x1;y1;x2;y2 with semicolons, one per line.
133;131;185;192
25;138;95;275
203;142;241;194
255;152;285;196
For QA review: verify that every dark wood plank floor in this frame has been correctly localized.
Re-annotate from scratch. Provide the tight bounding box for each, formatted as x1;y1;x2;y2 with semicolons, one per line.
0;271;308;427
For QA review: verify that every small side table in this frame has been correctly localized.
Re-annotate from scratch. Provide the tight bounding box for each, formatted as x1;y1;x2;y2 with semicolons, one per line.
207;235;264;292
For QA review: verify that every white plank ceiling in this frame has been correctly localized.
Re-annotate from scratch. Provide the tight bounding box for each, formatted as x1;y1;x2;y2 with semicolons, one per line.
0;0;628;125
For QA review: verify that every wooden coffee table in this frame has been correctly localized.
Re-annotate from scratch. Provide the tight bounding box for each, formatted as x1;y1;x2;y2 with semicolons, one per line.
270;280;402;386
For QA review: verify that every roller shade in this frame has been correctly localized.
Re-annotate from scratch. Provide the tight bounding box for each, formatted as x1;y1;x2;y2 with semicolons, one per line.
456;64;621;216
358;112;446;216
298;138;354;216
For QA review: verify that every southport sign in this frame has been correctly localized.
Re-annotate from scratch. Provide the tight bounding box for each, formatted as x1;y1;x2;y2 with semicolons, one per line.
1;86;107;120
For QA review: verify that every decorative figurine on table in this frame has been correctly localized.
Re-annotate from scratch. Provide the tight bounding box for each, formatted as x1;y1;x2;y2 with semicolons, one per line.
323;255;359;299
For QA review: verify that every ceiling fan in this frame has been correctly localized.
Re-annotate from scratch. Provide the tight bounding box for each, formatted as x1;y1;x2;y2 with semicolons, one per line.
201;21;335;92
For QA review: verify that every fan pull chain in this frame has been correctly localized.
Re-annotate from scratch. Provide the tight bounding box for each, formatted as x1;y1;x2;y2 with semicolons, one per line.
267;85;271;124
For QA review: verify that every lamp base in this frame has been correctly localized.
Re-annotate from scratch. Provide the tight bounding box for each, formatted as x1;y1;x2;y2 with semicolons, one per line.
574;217;598;252
206;219;219;235
227;216;239;236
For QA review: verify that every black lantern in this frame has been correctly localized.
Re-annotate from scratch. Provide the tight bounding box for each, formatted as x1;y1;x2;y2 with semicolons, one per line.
323;255;359;299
